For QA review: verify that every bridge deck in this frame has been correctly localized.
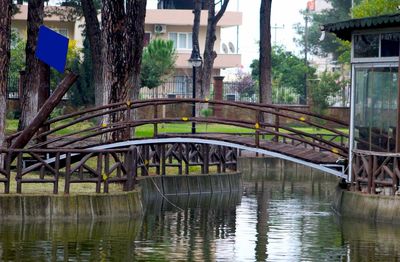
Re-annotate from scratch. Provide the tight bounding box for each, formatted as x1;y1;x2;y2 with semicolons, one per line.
159;133;339;165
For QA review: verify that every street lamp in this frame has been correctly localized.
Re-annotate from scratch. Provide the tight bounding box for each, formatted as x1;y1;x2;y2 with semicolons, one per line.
188;47;202;134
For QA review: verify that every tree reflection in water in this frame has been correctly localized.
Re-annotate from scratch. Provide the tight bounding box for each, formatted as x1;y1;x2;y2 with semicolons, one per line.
0;167;400;261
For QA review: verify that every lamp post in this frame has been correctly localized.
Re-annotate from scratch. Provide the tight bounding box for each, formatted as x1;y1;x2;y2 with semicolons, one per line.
188;47;202;134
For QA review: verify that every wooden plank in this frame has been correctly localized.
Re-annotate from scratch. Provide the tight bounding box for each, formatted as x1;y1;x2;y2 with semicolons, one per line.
10;72;78;152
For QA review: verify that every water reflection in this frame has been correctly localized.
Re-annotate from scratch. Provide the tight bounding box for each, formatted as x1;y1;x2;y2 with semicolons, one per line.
0;167;400;261
0;219;142;261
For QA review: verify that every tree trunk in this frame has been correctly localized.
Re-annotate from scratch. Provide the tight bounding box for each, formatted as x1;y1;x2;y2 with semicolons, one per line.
259;0;272;104
18;0;44;131
37;61;50;144
102;0;126;106
102;0;147;105
192;0;202;100
0;0;12;149
128;0;147;101
200;0;229;99
81;0;103;107
102;0;147;140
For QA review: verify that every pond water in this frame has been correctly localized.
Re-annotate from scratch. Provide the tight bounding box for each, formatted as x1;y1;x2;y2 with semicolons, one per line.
1;168;400;261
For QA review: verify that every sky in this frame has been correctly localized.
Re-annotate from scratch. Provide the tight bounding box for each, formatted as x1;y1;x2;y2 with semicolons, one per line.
223;0;310;71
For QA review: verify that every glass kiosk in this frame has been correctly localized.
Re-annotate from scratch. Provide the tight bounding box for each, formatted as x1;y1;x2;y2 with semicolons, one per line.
323;14;400;194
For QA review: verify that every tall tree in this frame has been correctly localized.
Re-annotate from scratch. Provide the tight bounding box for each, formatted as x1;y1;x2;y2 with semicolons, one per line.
81;0;103;107
102;0;128;105
101;0;146;139
102;0;146;106
352;0;400;18
0;0;12;148
18;0;44;131
140;39;176;89
192;0;202;97
294;0;353;63
198;0;229;99
129;0;147;101
259;0;272;104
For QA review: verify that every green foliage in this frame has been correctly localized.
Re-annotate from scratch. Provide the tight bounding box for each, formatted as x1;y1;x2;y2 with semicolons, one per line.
200;108;213;118
140;39;177;89
272;46;316;97
50;106;65;119
309;71;347;115
352;0;400;18
68;37;95;107
294;0;354;61
9;33;25;80
200;108;213;132
251;46;316;102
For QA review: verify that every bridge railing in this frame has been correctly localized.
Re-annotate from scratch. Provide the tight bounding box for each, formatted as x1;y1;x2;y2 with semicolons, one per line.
6;99;349;157
352;149;400;195
0;143;238;194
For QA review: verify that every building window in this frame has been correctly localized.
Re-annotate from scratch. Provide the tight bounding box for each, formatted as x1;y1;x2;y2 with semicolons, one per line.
169;32;192;50
173;76;191;97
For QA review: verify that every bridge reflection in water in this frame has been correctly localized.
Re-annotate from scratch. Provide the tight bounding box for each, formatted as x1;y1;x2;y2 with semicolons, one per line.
0;168;397;261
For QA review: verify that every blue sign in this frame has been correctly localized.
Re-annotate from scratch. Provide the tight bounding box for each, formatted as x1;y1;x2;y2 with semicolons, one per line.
35;25;69;73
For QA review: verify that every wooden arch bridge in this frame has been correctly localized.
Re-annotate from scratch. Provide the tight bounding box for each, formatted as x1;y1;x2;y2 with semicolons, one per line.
0;99;349;194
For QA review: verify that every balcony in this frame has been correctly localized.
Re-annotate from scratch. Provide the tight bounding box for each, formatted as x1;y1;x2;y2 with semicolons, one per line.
175;53;241;69
146;9;242;28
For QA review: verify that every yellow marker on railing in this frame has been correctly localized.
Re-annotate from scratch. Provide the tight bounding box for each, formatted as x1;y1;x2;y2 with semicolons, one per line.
331;148;339;154
299;117;306;121
182;117;189;121
205;98;209;102
101;123;107;128
255;122;260;129
126;101;132;107
144;159;149;165
102;173;108;181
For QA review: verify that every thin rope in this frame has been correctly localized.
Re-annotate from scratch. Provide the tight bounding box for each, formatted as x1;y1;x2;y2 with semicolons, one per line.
147;174;185;212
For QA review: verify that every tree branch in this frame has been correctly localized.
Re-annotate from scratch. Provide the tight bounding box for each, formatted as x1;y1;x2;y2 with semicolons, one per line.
215;0;229;22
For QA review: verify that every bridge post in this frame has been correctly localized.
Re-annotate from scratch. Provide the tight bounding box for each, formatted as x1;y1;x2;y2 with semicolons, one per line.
153;104;158;137
213;76;224;118
274;108;280;142
255;110;261;154
124;146;136;191
125;104;132;140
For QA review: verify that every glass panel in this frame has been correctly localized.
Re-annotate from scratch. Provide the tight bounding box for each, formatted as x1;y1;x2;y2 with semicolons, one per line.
381;33;400;57
354;34;379;58
178;33;187;49
169;33;177;49
354;66;398;152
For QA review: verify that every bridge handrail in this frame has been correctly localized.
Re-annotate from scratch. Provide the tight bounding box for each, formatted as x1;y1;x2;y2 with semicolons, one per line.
27;117;348;157
36;99;347;127
6;99;349;155
40;99;348;137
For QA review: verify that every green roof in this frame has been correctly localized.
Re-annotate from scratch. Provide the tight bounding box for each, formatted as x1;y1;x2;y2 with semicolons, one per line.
322;13;400;41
